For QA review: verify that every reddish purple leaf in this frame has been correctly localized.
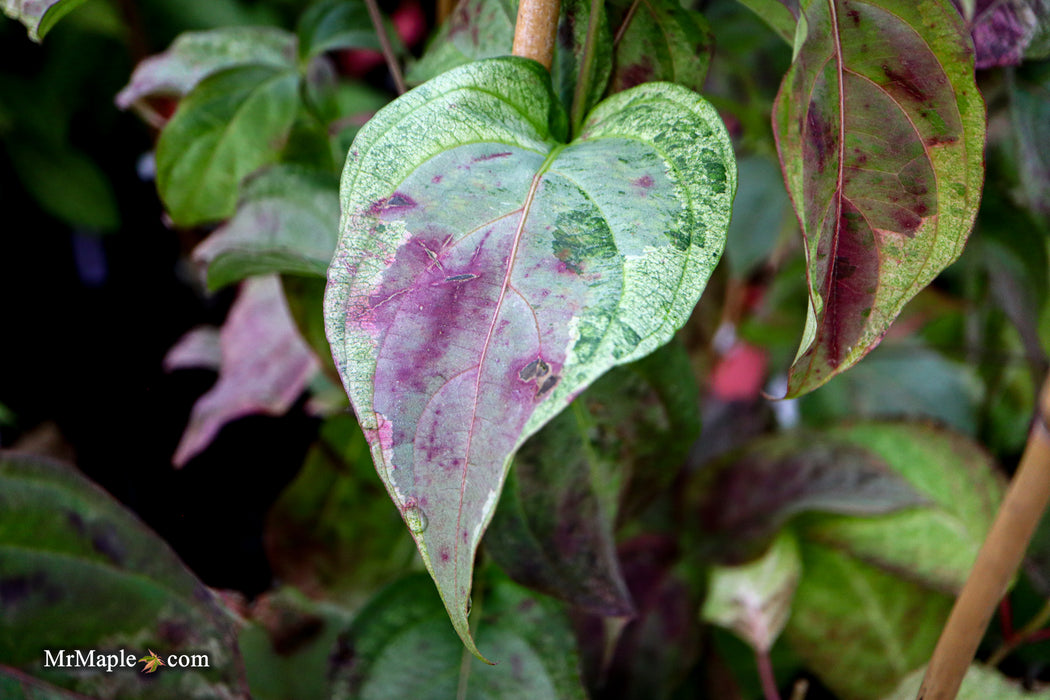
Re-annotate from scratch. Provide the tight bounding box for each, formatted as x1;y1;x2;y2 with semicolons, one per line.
963;0;1050;68
168;275;320;466
774;0;985;397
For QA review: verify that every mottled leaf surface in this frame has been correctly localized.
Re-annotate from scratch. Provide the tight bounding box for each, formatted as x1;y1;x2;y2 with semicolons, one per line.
694;429;926;563
156;64;300;227
786;544;952;700
116;27;296;113
607;0;714;95
883;664;1050;700
324;58;733;655
774;0;985;396
485;341;699;616
0;452;247;699
169;276;320;466
801;422;1004;594
334;572;587;699
194;166;340;290
1;0;87;41
702;531;801;653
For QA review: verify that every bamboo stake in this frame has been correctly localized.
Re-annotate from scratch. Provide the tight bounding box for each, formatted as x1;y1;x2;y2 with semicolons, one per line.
438;0;454;24
511;0;560;69
918;375;1050;699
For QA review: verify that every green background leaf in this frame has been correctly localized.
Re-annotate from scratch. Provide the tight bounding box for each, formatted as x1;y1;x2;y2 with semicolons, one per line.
193;165;340;290
334;572;587;699
0;452;247;698
156;64;300;227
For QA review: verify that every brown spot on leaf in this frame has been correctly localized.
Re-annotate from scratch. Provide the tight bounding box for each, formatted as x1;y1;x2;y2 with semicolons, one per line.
535;374;559;398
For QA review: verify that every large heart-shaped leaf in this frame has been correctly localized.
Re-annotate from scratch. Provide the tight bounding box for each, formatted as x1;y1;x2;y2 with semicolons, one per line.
324;57;734;655
774;0;985;397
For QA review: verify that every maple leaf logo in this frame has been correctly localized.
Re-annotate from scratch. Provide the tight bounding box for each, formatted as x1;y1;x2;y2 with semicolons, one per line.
138;650;165;674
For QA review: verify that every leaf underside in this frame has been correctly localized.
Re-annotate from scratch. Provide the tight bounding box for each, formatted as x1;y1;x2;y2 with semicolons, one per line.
324;57;734;656
774;0;985;397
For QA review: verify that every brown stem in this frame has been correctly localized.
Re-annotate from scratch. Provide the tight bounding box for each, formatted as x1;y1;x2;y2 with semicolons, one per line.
364;0;406;94
438;0;454;23
917;375;1050;700
612;0;642;46
512;0;561;69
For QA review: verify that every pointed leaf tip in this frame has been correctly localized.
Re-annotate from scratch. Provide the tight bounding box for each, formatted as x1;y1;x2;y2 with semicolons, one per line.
774;0;985;397
324;57;734;653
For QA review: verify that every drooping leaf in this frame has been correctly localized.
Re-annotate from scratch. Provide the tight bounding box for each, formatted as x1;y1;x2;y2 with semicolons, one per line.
702;531;801;653
163;326;222;372
193;166;340;290
786;543;952;700
732;0;799;43
334;572;587;699
324;58;733;656
0;452;248;698
156;64;300;227
168;275;320;466
883;664;1050;700
801;422;1004;594
115;27;297;116
264;414;417;604
1;0;88;41
967;0;1050;68
799;340;981;434
485;341;699;617
774;0;986;397
406;0;610;119
239;588;355;700
606;0;714;95
297;0;388;61
693;429;927;563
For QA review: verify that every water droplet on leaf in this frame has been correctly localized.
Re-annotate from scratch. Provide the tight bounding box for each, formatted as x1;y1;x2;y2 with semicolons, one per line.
404;505;428;534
